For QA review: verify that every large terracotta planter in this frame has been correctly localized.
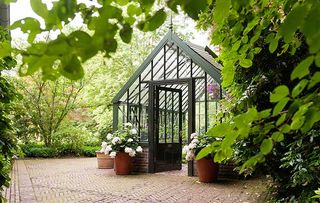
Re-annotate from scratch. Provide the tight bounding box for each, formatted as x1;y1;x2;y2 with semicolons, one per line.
114;152;133;175
96;151;114;169
196;157;219;183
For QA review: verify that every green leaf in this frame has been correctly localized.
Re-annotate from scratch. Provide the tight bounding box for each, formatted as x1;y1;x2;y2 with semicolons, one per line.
301;3;320;53
127;4;142;16
291;56;314;80
116;0;129;6
315;52;320;67
280;124;291;133
272;97;289;116
60;55;84;80
140;9;167;31
183;0;208;20
270;85;289;103
196;146;212;160
292;79;308;98
258;109;272;119
271;132;284;142
279;4;308;43
30;0;49;19
290;115;305;130
10;17;41;43
46;37;72;56
301;109;320;133
276;113;287;126
239;58;252;68
120;24;133;43
103;38;118;55
260;138;273;155
139;0;155;12
214;0;231;23
308;72;320;89
269;37;279;53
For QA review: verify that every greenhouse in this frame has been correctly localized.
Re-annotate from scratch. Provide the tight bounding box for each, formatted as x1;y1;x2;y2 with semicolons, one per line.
112;30;222;176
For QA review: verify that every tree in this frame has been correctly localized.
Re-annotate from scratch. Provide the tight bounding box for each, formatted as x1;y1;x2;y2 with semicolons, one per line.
13;75;84;146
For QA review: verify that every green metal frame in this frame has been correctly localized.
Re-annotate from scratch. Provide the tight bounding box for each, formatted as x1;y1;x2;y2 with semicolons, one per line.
112;30;221;104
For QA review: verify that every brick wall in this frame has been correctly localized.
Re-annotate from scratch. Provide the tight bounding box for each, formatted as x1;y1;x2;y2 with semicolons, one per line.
133;147;149;173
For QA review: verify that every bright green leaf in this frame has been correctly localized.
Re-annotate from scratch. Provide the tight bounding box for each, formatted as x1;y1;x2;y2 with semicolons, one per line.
214;0;231;23
260;138;273;155
271;132;284;142
291;56;314;80
272;97;289;116
270;85;289;103
292;79;308;98
276;113;287;126
308;72;320;89
239;58;252;68
196;146;212;160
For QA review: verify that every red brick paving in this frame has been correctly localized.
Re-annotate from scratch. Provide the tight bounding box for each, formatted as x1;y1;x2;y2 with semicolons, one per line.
3;158;267;203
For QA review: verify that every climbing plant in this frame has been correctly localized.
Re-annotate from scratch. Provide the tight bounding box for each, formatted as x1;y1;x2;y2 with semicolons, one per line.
0;26;19;202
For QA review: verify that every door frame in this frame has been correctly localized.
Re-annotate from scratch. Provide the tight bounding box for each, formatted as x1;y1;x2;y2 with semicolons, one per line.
147;78;196;175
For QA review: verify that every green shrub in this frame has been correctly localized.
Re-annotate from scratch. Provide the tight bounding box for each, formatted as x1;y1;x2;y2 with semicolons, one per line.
21;144;58;158
20;143;100;158
80;146;100;157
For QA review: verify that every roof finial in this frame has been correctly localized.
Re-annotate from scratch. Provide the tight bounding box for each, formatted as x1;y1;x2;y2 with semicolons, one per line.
169;13;173;32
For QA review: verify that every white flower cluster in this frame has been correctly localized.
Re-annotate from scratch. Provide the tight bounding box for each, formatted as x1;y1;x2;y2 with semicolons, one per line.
123;146;143;157
112;137;122;145
110;151;117;158
100;141;113;155
182;133;199;161
99;123;143;158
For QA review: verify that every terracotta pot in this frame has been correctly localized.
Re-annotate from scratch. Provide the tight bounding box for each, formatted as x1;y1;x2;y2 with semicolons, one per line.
196;157;219;183
114;152;134;175
96;151;114;169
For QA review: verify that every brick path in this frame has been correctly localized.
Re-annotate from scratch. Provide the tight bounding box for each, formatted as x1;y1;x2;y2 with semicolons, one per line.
3;158;267;203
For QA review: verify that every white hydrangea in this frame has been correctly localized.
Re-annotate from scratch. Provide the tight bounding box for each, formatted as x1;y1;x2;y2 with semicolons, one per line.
191;138;199;144
104;145;112;155
109;151;117;158
106;133;113;140
188;142;197;149
185;151;195;161
124;147;133;153
129;150;136;157
190;133;198;139
136;146;143;153
127;138;133;142
125;123;133;128
100;141;108;152
182;145;189;154
130;128;137;135
112;137;121;145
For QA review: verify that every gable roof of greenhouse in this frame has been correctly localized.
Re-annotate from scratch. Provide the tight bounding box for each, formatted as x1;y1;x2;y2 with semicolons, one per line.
112;30;222;103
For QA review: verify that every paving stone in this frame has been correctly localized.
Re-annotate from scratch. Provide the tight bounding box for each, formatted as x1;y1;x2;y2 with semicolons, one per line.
3;158;267;202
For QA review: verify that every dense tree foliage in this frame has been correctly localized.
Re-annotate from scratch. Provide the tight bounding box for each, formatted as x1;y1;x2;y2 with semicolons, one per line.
0;26;18;202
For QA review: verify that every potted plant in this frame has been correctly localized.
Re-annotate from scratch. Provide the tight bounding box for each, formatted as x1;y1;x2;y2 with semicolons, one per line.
106;123;143;175
96;133;114;169
183;133;219;183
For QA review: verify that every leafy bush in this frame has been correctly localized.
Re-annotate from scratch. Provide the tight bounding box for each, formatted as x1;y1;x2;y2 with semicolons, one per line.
20;143;100;158
80;146;100;157
21;144;58;158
